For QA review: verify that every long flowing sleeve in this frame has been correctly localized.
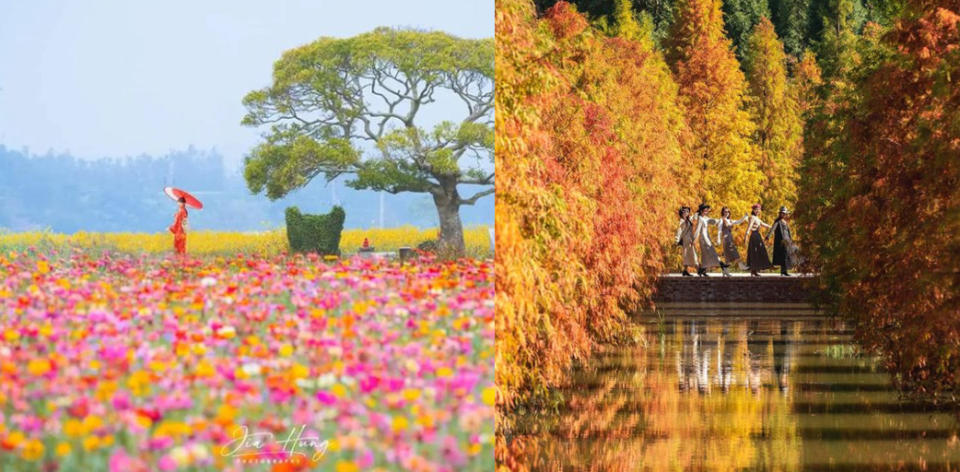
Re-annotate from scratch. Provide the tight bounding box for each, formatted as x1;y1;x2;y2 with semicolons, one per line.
765;220;779;240
731;214;748;225
717;220;724;244
693;217;706;242
675;221;684;244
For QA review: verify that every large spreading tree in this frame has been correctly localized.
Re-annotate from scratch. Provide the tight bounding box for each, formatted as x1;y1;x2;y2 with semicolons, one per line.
241;27;494;255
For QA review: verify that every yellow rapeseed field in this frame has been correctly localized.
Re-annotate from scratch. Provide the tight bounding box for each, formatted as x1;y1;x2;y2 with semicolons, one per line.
0;226;492;257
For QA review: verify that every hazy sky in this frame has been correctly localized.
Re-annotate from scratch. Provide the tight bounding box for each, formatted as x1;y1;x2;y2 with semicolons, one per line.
0;0;493;166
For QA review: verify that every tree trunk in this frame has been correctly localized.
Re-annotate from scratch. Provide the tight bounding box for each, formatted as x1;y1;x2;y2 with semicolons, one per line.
432;182;466;257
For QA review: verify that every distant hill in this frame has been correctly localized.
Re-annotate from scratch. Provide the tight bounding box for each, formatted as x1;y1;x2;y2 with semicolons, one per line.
0;146;493;232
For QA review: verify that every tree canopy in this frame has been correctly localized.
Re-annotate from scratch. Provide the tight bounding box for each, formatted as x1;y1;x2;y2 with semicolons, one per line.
242;27;494;254
744;17;804;207
666;0;763;216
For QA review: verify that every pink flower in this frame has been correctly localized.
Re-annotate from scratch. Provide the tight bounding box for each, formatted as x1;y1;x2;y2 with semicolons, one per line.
111;392;131;410
441;435;466;467
316;391;337;406
358;449;375;468
157;454;177;472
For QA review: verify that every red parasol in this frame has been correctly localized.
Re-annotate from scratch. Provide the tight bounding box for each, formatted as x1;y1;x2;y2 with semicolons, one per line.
164;187;203;209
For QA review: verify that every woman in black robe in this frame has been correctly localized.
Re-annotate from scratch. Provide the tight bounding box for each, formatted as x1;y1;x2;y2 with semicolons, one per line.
744;203;772;276
766;206;795;276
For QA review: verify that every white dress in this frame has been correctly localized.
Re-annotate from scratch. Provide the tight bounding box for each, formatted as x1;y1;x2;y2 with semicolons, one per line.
693;216;722;268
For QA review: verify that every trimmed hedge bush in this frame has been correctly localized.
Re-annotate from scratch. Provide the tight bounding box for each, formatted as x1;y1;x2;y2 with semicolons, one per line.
284;206;345;255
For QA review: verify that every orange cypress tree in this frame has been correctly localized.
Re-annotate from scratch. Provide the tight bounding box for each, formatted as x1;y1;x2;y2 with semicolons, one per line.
792;49;823;117
743;17;804;208
797;0;960;400
665;0;763;216
495;0;687;414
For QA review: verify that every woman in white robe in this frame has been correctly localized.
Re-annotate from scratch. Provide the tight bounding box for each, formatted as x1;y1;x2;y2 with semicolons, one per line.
692;204;729;276
717;207;748;269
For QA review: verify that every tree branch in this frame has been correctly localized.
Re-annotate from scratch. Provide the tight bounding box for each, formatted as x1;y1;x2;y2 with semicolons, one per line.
460;172;494;185
459;187;494;205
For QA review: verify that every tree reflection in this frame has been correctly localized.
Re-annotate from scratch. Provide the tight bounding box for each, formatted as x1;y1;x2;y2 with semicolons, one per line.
503;318;803;470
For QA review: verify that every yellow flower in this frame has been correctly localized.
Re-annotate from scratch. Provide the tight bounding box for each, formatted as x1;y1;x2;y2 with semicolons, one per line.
39;322;54;338
94;380;117;401
127;370;152;396
327;438;340;452
82;415;103;433
4;329;20;342
195;360;215;378
4;430;25;448
22;439;44;461
56;442;72;457
330;383;347;398
416;414;435;429
27;358;51;376
335;460;359;472
481;386;496;406
435;367;453;378
402;388;421;402
289;363;309;379
63;419;83;437
215;404;236;423
36;260;50;275
391;415;409;432
278;343;294;357
82;435;100;451
135;414;153;429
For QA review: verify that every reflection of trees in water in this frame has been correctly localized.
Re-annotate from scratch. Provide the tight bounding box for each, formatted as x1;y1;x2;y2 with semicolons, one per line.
503;318;803;471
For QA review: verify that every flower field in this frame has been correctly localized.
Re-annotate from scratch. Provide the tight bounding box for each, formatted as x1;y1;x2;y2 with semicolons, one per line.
0;226;493;258
0;248;494;471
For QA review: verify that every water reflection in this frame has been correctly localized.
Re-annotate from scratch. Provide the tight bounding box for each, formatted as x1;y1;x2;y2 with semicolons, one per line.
675;320;798;395
504;307;960;471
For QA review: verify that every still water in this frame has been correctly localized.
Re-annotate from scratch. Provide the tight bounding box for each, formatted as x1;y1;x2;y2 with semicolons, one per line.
507;303;960;471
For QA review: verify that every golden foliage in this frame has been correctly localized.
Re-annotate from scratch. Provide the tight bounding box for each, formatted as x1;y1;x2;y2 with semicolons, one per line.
665;0;764;217
744;17;804;209
495;0;686;409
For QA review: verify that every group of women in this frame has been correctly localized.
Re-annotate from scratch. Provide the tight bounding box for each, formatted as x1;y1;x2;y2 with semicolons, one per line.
675;203;797;277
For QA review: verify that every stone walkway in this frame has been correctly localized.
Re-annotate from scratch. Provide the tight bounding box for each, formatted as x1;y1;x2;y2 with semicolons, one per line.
656;272;816;302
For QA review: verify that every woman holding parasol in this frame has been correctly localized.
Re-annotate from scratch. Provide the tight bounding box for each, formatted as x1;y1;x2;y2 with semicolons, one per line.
164;187;203;255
